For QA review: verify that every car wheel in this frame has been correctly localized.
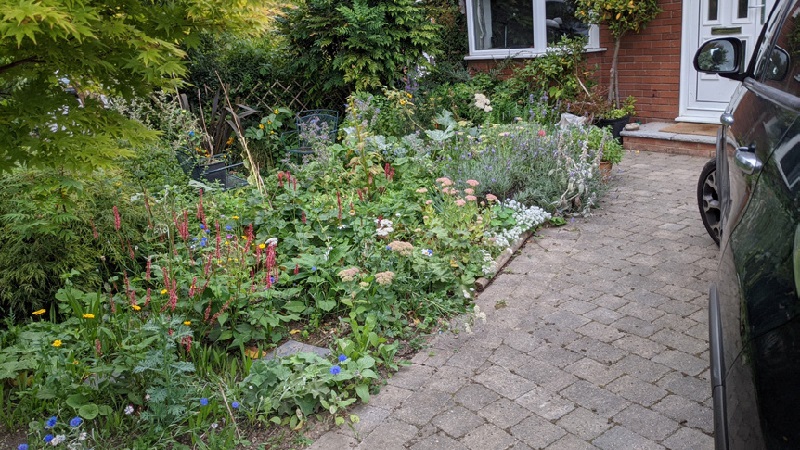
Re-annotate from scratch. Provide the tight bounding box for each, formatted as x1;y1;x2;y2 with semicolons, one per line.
697;159;721;245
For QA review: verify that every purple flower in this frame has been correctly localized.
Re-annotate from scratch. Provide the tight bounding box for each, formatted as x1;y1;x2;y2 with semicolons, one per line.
338;354;347;362
45;416;57;428
44;435;54;444
231;401;240;409
69;416;83;427
199;224;205;230
200;398;209;406
329;365;341;375
200;237;208;247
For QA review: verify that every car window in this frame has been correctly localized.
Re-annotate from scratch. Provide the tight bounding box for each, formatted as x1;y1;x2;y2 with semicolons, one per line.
761;4;800;94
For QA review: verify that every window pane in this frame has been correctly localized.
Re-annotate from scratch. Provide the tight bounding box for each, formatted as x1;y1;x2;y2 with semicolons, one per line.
546;0;590;46
708;0;718;21
738;0;749;18
472;0;534;50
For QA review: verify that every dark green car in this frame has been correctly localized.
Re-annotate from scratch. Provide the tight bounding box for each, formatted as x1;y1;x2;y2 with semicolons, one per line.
695;0;800;448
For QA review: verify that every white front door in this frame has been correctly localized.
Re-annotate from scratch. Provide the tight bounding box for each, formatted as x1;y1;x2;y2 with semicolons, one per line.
679;0;775;123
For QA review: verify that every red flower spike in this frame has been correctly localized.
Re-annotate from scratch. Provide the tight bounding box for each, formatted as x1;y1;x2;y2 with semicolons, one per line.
294;264;300;275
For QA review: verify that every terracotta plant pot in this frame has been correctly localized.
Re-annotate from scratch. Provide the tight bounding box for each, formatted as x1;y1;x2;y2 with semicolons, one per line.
599;161;613;182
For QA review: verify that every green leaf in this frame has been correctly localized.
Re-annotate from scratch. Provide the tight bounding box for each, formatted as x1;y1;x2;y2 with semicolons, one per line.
78;403;100;420
317;298;336;312
355;384;370;403
66;393;88;409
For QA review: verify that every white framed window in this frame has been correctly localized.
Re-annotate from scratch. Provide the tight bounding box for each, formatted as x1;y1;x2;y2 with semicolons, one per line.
465;0;600;59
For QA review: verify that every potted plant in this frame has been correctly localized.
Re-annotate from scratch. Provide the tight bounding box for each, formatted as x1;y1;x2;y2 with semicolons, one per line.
586;125;624;180
574;0;661;109
594;95;636;140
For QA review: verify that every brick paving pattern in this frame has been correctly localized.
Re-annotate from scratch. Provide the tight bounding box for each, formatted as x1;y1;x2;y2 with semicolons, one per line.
309;151;718;449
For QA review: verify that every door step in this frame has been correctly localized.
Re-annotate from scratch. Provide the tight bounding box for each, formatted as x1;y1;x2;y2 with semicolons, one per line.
620;122;717;159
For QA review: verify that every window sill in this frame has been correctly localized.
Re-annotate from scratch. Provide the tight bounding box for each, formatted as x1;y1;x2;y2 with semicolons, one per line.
464;47;607;61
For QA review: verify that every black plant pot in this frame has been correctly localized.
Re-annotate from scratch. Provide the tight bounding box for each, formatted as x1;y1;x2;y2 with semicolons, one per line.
595;115;630;143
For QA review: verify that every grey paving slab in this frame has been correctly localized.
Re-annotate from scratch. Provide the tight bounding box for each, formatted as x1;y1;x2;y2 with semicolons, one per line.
308;151;716;449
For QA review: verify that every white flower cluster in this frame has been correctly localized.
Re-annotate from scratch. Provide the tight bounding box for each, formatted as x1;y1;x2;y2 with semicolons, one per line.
480;250;497;276
375;218;394;237
486;200;551;249
474;93;493;113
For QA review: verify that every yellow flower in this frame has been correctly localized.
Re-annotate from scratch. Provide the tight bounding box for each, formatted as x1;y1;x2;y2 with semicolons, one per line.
73;360;79;365
232;215;240;220
83;313;95;319
160;289;168;295
259;123;265;129
226;137;234;146
184;321;191;326
406;92;412;98
241;235;247;240
52;339;62;348
274;109;279;114
132;305;141;311
32;309;46;315
258;243;266;249
267;120;272;125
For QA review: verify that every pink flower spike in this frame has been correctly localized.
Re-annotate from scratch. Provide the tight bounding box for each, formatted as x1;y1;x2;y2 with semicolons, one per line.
538;129;546;137
465;179;480;187
455;199;467;207
486;194;498;202
465;195;477;201
112;206;121;231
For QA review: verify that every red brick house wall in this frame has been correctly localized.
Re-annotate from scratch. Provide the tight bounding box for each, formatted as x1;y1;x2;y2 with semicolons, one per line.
467;0;682;124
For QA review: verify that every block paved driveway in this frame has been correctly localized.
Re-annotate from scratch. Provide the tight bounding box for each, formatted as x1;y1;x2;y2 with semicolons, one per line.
309;151;719;450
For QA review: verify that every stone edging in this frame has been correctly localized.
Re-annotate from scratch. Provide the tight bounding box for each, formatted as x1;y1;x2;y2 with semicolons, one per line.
474;229;534;292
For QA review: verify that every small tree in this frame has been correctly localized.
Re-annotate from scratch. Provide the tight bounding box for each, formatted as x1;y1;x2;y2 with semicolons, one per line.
0;0;269;174
280;0;441;99
574;0;661;107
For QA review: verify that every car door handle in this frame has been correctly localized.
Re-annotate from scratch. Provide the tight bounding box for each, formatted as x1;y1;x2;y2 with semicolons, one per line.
734;146;763;175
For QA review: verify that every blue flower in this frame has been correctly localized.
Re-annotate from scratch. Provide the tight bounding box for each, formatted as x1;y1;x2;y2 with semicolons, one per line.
421;249;433;257
200;237;208;247
311;266;317;272
18;444;28;450
225;225;232;231
69;416;83;427
386;245;392;250
199;224;205;230
338;354;347;362
270;275;275;284
231;401;240;409
45;416;57;428
188;131;195;137
329;365;341;375
200;398;209;406
44;435;53;443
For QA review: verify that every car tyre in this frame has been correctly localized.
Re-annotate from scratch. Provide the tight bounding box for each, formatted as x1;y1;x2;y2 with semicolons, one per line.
698;159;721;245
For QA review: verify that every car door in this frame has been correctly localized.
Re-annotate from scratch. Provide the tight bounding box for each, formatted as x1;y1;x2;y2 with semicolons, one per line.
713;0;800;447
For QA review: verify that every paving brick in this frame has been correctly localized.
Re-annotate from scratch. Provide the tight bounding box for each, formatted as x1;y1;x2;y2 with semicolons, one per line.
618;302;665;322
463;424;516;450
655;372;711;404
661;426;714;450
560;380;630;418
357;418;419;449
425;365;472;394
652;395;714;434
393;390;454;427
614;404;679;441
612;335;667;359
387;364;436;390
613;354;672;383
613;315;660;338
650;328;707;355
607;375;668;406
528;342;584;368
454;383;500;411
556;407;612;440
474;365;537;400
478;397;531;429
566;336;627;364
516;386;576;420
510;415;567;448
370;384;414;410
307;431;358;449
514;359;578;392
652;350;708;376
431;406;485;439
593;426;666;450
584;306;624;325
409;432;469;450
548;434;601;450
565;357;624;386
576;321;626;343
